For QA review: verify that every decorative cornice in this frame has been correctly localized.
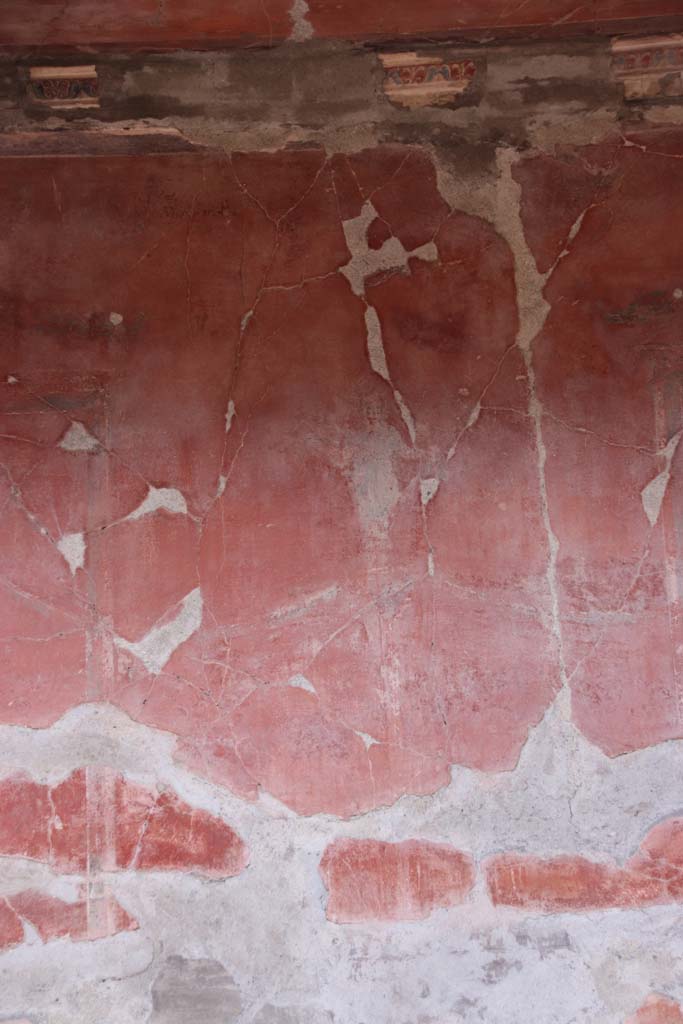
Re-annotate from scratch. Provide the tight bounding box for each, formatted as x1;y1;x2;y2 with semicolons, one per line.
380;52;477;109
612;34;683;100
28;65;99;108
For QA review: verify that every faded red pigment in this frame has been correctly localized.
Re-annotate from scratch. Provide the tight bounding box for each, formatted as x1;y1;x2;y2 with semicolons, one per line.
3;134;683;953
628;995;683;1023
2;137;683;824
515;129;683;758
0;0;292;48
0;769;248;877
306;0;683;42
0;888;137;953
320;838;475;922
0;0;679;48
486;817;683;912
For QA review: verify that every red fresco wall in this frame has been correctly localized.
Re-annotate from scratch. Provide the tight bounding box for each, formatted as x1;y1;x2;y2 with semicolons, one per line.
2;129;683;1017
4;137;683;813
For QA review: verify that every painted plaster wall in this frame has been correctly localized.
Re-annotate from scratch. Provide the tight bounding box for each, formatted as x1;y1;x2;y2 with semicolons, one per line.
1;0;681;48
2;81;683;1023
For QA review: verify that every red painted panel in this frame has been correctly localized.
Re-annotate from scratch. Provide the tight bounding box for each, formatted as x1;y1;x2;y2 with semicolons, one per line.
0;0;292;48
7;888;137;945
320;838;475;922
486;816;683;911
516;130;683;756
306;0;683;41
0;769;248;878
1;0;680;48
2;135;683;817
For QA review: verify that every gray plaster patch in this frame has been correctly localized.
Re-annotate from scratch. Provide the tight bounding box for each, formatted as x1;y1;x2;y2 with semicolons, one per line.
149;956;242;1024
252;1006;334;1024
2;698;683;1022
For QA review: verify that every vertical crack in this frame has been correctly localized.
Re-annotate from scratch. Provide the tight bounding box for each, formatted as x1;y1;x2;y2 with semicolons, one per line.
340;200;437;447
494;148;569;687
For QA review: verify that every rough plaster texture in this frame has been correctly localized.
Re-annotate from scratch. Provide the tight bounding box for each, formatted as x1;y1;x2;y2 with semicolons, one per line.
2;29;683;1024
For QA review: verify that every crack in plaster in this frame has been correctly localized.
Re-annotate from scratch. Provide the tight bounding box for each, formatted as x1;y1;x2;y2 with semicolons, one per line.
492;147;590;690
364;306;416;444
340;200;438;445
6;136;683;1023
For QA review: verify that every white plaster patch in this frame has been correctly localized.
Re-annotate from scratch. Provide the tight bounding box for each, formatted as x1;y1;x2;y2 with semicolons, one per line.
494;151;552;353
114;588;202;675
393;391;417;444
7;374;18;384
420;478;440;506
287;674;317;694
126;486;188;521
216;474;228;497
365;306;391;381
289;0;313;41
59;421;100;453
641;432;682;527
225;399;236;433
552;206;590;268
340;201;437;298
56;532;85;574
494;149;566;685
347;423;402;536
354;729;379;749
46;876;82;902
674;288;683;300
364;308;416;444
447;401;482;461
642;473;671;527
109;312;124;326
342;202;429;447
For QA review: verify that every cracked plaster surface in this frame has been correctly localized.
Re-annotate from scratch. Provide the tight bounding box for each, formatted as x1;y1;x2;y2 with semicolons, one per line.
2;130;683;1022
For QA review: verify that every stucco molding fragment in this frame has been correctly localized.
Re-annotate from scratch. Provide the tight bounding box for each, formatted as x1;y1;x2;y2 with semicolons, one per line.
28;65;99;109
380;52;477;108
612;34;683;100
